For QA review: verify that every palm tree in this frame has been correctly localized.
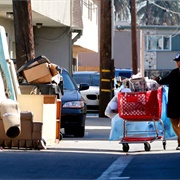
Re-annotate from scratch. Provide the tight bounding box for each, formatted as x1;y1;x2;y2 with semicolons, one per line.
114;0;130;22
136;0;180;25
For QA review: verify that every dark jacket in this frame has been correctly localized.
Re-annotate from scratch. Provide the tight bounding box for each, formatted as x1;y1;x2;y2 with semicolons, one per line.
158;68;180;118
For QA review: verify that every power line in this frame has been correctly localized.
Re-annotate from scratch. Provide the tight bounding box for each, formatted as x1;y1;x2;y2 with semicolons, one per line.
149;0;180;15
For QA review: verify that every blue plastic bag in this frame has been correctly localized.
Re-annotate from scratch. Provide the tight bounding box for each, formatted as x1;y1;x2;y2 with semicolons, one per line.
109;114;149;140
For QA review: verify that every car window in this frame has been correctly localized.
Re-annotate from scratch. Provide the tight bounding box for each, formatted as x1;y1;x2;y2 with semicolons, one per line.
62;70;77;90
74;72;122;87
92;74;100;86
73;73;100;86
73;74;91;85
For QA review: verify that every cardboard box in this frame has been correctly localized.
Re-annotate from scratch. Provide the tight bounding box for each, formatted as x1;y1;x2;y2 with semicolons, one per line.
17;94;57;145
23;63;53;83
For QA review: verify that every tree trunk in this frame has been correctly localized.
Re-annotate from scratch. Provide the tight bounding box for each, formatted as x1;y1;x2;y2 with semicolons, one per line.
13;0;35;70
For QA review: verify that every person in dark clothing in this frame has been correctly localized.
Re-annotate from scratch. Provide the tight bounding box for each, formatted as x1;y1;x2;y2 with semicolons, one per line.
156;53;180;150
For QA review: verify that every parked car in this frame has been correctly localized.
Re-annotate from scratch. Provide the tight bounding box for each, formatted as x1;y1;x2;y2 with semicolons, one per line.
115;68;132;78
61;68;89;137
72;71;125;112
73;71;100;112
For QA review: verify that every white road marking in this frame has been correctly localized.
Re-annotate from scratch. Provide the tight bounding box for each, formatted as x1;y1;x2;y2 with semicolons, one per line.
86;126;111;130
110;177;130;180
97;155;133;180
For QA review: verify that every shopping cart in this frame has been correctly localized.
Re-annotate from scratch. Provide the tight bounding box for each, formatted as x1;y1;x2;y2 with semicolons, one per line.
118;86;166;152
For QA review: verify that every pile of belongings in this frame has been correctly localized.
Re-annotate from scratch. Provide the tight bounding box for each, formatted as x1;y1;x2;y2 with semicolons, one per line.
109;73;176;140
125;73;160;92
16;55;63;98
17;55;62;85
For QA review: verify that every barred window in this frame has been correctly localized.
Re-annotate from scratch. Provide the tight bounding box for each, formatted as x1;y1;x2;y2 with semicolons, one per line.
145;35;171;51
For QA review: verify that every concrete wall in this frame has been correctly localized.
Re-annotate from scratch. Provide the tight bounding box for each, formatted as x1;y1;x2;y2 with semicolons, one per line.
114;30;132;69
34;27;72;72
114;30;141;69
157;52;177;69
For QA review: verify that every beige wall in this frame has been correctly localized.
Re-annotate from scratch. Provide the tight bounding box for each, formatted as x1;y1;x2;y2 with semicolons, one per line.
78;52;99;66
74;0;99;52
76;30;142;71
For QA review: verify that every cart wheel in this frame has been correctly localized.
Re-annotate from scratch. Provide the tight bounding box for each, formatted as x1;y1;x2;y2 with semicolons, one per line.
59;133;63;140
163;141;166;150
122;143;129;152
144;142;151;151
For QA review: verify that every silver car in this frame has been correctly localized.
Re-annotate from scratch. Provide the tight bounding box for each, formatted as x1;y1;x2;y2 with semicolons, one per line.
73;71;99;112
72;71;122;112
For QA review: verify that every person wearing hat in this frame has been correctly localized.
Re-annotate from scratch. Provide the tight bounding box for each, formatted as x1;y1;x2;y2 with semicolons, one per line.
155;53;180;150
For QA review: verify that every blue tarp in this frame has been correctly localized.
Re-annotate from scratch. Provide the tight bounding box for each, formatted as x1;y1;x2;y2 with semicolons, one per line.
109;86;176;140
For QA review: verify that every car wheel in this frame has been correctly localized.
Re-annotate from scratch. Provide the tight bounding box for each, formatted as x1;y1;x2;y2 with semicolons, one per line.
74;126;85;137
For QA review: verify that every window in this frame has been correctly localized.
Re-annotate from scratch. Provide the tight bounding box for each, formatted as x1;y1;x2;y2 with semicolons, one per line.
88;0;92;21
62;70;76;91
172;34;180;51
145;35;171;51
73;73;100;86
73;74;91;85
92;74;100;86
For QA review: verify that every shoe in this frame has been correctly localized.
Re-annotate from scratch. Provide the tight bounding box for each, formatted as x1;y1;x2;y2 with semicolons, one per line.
38;140;46;150
176;146;180;150
34;139;46;150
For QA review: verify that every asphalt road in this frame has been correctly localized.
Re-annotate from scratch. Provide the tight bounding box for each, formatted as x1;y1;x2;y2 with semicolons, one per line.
0;113;179;179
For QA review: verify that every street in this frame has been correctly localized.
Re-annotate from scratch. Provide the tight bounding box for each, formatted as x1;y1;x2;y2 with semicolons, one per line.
0;114;180;179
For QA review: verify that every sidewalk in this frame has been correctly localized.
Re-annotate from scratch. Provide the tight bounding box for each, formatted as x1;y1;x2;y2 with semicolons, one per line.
1;115;178;153
47;115;179;154
47;136;178;154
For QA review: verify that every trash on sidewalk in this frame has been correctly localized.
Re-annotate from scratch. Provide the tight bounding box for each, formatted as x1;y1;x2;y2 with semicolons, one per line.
17;55;61;85
17;55;63;144
0;98;21;138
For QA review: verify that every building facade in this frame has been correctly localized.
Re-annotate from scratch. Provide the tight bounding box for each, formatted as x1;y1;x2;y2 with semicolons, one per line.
0;0;100;74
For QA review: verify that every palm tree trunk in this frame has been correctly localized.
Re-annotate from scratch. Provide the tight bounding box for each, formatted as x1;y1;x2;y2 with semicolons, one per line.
145;0;150;25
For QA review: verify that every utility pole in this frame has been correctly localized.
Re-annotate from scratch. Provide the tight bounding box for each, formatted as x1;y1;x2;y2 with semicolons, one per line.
99;0;114;117
130;0;138;74
13;0;35;70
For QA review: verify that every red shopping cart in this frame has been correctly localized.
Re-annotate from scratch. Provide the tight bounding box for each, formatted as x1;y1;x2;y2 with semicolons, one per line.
118;87;166;152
